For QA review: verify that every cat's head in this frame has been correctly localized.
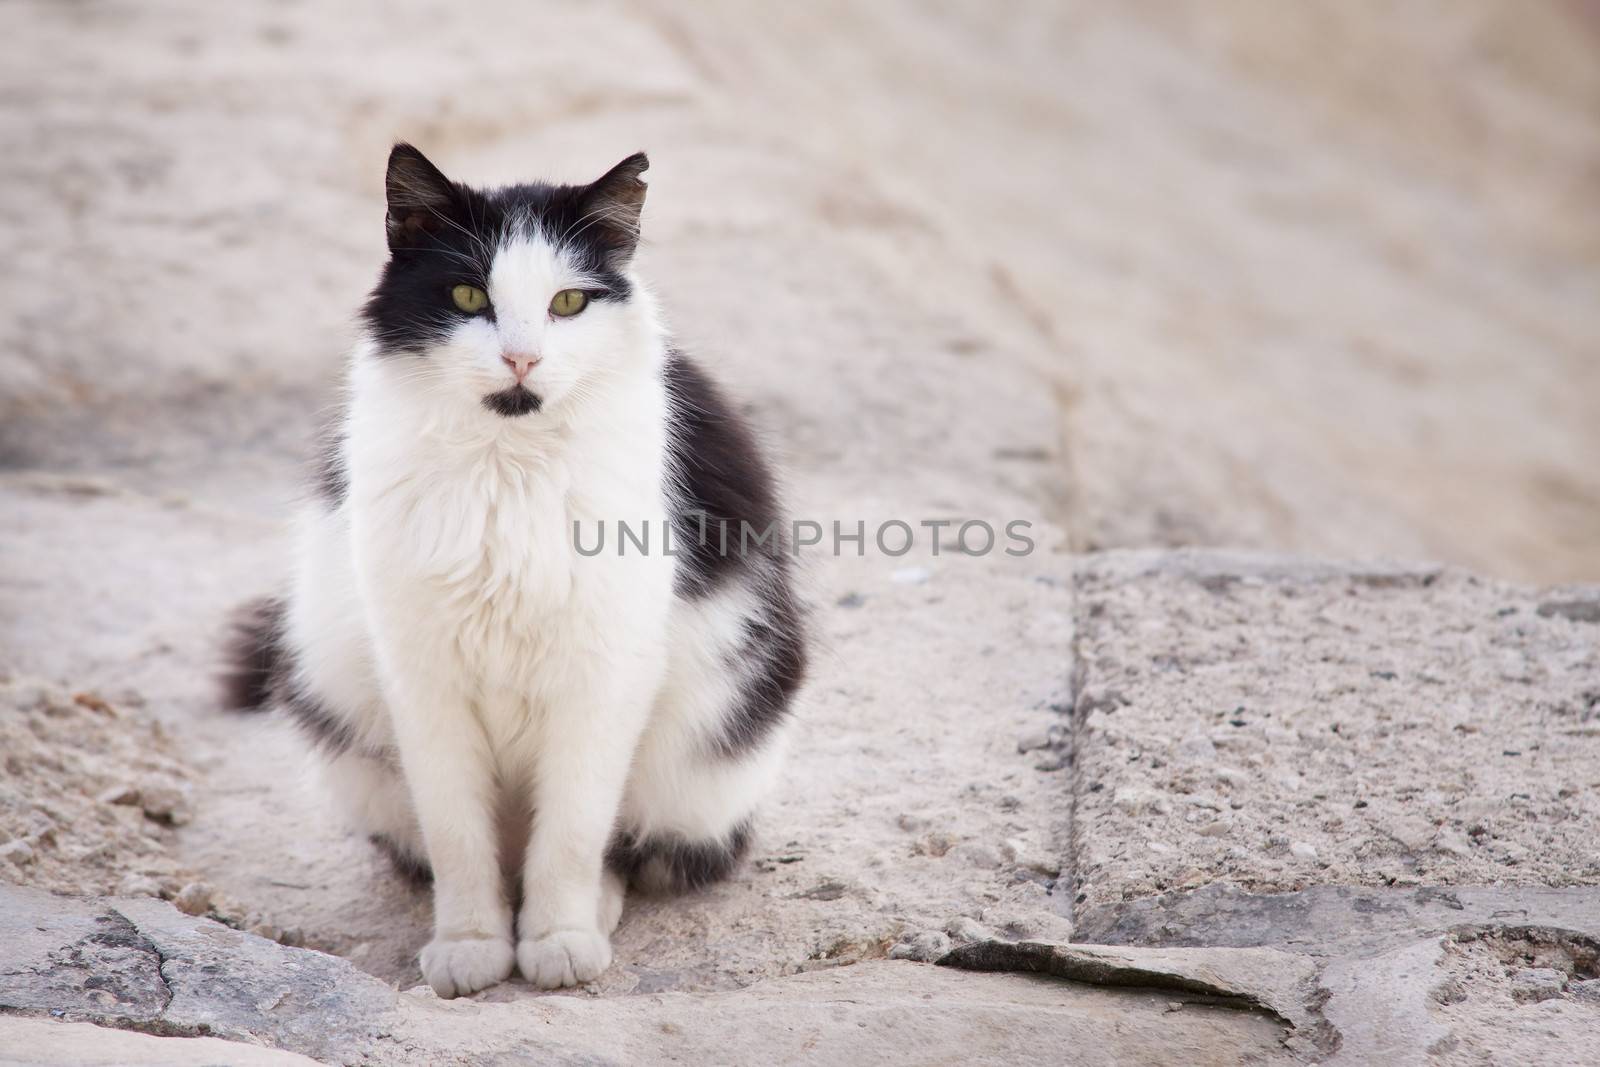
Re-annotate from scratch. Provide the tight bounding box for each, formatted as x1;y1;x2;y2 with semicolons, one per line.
362;143;654;418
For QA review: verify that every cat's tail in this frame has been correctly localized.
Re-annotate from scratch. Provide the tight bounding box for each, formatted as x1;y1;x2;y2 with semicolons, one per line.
606;821;753;895
221;596;287;712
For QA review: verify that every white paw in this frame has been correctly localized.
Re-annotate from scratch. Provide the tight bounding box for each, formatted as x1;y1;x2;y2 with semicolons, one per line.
599;870;626;934
517;928;613;989
419;935;514;998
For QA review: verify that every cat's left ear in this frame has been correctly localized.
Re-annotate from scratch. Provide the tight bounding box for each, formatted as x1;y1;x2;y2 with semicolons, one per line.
579;152;649;261
385;143;460;251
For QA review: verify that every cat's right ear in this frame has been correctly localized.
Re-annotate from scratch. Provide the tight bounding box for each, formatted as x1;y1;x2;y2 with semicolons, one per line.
385;143;458;251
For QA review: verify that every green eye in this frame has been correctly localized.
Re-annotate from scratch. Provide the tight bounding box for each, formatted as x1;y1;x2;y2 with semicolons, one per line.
451;284;489;314
550;289;588;317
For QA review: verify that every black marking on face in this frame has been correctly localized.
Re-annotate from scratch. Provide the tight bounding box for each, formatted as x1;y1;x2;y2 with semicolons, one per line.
482;385;543;418
362;143;647;357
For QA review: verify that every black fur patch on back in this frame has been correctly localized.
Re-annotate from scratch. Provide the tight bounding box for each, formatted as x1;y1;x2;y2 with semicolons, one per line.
664;353;782;600
606;821;751;894
717;596;808;757
664;351;808;756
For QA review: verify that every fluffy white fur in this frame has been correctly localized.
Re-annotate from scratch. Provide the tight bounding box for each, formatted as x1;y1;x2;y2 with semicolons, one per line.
282;230;785;995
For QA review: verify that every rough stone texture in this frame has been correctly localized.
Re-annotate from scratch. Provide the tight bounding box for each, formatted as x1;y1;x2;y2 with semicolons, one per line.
0;677;195;900
1063;555;1600;1064
1077;883;1600;957
14;881;1595;1066
1424;927;1600;1066
0;885;396;1063
0;887;1295;1066
1071;883;1600;1066
0;889;169;1027
1070;549;1600;912
117;894;397;1061
1320;938;1451;1065
386;962;1295;1067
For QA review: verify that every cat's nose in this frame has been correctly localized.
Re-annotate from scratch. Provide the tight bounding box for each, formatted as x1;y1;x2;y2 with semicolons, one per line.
501;351;540;382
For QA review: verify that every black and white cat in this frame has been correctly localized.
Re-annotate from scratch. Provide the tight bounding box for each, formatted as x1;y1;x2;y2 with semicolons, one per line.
226;144;806;996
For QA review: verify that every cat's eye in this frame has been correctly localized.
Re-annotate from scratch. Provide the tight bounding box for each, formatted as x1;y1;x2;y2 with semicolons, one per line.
549;289;588;318
451;285;489;314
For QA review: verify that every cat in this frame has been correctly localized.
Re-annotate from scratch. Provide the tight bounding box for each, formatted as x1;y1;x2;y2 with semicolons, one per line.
224;144;806;996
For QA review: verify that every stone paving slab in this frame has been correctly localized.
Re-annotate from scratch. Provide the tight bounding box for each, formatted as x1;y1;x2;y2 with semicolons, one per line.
1072;882;1600;1064
1061;549;1600;1064
1067;549;1600;914
16;878;1594;1067
0;1016;320;1067
0;886;1295;1066
1076;882;1600;956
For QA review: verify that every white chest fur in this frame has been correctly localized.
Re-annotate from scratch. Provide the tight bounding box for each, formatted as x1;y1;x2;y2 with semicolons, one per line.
342;350;675;696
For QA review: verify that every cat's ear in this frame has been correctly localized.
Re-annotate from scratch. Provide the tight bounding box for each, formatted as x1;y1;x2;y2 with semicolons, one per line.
385;143;459;251
579;152;649;261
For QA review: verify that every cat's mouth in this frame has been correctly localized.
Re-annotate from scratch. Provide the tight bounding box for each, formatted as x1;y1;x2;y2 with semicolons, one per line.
481;385;543;418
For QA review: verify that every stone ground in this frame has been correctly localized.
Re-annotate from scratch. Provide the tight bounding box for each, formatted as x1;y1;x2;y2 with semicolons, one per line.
2;2;1599;1064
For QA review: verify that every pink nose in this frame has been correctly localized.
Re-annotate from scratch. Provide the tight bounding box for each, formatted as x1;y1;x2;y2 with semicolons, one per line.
501;352;540;382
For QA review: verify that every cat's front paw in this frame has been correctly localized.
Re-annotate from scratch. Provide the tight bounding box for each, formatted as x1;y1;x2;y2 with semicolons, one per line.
517;928;613;989
420;935;515;998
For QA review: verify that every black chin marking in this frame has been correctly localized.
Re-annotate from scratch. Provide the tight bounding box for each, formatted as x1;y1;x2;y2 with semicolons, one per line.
482;386;543;417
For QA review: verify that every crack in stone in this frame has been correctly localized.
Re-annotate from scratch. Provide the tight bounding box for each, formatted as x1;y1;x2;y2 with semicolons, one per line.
940;939;1285;1017
102;908;175;1016
937;938;1343;1057
1060;564;1090;928
0;906;203;1041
